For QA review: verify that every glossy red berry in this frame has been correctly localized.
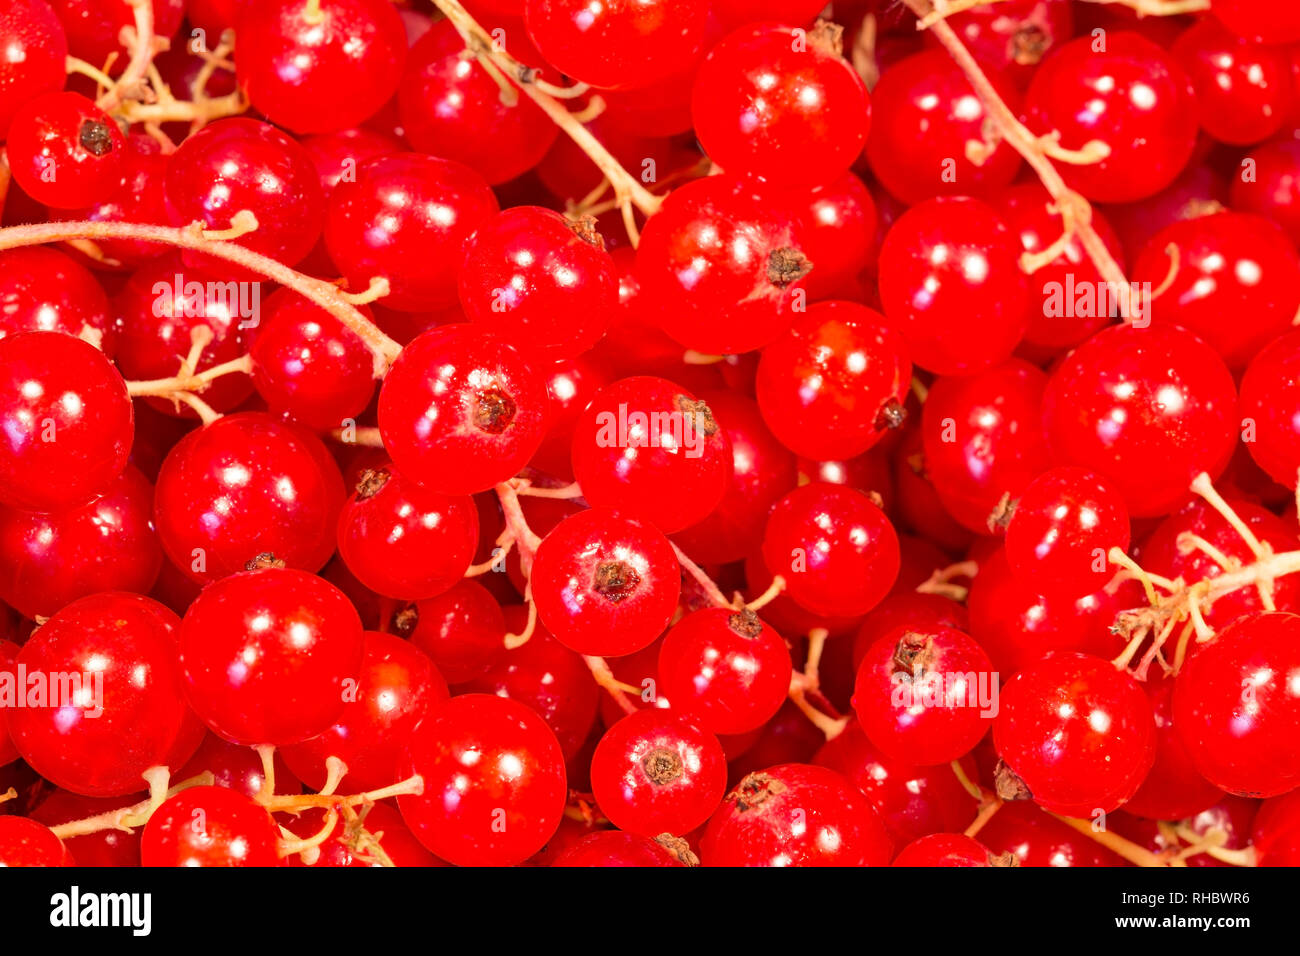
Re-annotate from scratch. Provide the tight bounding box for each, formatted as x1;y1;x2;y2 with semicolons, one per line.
0;465;162;620
0;0;68;134
551;830;693;866
1240;328;1300;488
401;579;508;685
524;0;709;91
235;0;407;134
153;412;345;583
325;153;499;312
378;325;548;495
1024;32;1198;203
702;763;893;866
280;631;449;793
692;22;870;188
140;786;282;867
929;0;1074;87
397;694;567;866
774;173;878;300
531;507;680;657
0;247;112;347
1041;323;1238;518
993;652;1156;817
1121;675;1223;821
657;607;790;736
571;376;733;534
7;593;202;797
878;197;1029;375
1173;611;1300;798
755;301;911;462
853;626;996;766
590;709;727;837
1004;466;1130;599
892;833;1006;867
176;733;302;801
0;330;132;513
5;92;125;209
179;567;365;746
458;206;616;361
0;816;73;867
28;789;142;867
1212;0;1300;46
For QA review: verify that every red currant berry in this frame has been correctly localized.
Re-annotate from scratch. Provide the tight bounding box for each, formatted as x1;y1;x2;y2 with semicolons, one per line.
0;330;132;513
774;173;878;300
458;207;616;361
176;733;302;801
140;785;282;867
657;607;790;736
531;507;680;657
0;0;68;134
1240;328;1300;488
755;301;911;462
551;830;693;866
1230;134;1300;251
1120;674;1223;821
892;832;1006;867
929;0;1074;87
1173;610;1300;798
378;325;548;495
571;376;733;534
530;354;611;481
0;816;73;867
993;652;1156;817
878;197;1029;375
28;790;142;867
7;592;202;797
1252;789;1300;866
48;0;185;68
1211;0;1300;46
702;763;893;866
0;247;112;348
400;579;507;684
851;592;969;673
179;567;364;746
235;0;407;134
1041;323;1238;518
397;694;567;866
300;127;401;197
5;91;125;210
153;412;345;583
977;799;1123;867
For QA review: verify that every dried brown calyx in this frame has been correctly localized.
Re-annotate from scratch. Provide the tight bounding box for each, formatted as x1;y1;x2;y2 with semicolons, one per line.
79;119;116;156
729;771;788;813
655;834;700;867
875;398;907;431
674;393;719;439
245;552;286;571
355;467;390;500
1011;24;1050;66
593;560;641;603
391;602;419;637
808;18;845;58
891;631;938;677
994;760;1034;802
767;247;813;288
565;215;606;250
642;748;684;786
727;607;764;639
473;387;517;434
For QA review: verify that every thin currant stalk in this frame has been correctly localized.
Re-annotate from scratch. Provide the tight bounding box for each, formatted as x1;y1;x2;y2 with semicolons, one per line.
96;0;159;113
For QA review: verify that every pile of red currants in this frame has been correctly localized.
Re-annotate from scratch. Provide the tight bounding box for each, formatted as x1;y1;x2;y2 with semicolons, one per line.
1;0;1300;871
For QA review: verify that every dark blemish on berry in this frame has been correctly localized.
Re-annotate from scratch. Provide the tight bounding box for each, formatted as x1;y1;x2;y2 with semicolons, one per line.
727;607;764;639
391;602;419;636
729;771;787;813
766;247;812;288
593;560;641;602
79;119;115;157
874;397;907;431
473;387;517;434
245;552;286;571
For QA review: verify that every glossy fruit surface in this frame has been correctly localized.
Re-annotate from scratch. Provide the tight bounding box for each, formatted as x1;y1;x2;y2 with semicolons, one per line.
0;0;68;134
892;833;1004;867
1239;328;1300;488
0;816;72;867
140;786;282;867
6;92;125;209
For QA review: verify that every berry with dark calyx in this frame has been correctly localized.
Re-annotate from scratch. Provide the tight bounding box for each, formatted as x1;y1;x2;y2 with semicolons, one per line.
140;786;282;867
378;325;548;496
397;694;567;867
701;763;893;867
179;567;365;746
772;173;878;301
928;0;1073;87
590;709;727;837
402;579;508;685
0;331;133;513
755;300;911;463
993;652;1156;817
851;592;969;673
153;412;345;584
235;0;407;135
657;607;790;736
570;376;733;534
531;507;680;658
892;833;1012;867
458;206;616;361
692;20;871;189
761;482;900;619
5;92;125;210
552;831;695;867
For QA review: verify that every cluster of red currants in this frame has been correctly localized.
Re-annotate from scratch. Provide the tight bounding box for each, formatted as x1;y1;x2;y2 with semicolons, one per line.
2;0;1300;871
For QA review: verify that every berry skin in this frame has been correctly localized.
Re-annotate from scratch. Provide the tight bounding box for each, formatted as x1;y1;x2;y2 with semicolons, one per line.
140;786;282;867
235;0;407;134
325;154;499;312
1131;212;1300;370
993;652;1156;818
1004;466;1130;600
692;22;870;188
7;593;202;798
0;817;73;867
0;639;19;768
153;412;346;584
775;173;878;301
1173;611;1300;798
5;92;125;210
589;709;727;837
280;631;449;793
866;50;1022;205
398;18;557;185
0;331;133;513
458;206;616;361
336;465;479;601
179;567;365;747
0;0;68;135
531;507;680;658
755;301;911;463
48;0;185;68
657;607;790;736
1040;323;1238;519
28;790;143;867
878;197;1030;376
397;694;567;867
524;0;709;91
0;247;112;348
1121;675;1223;822
702;763;893;867
1024;32;1198;203
571;376;733;534
1239;328;1300;488
551;831;693;867
929;0;1074;88
633;175;812;355
1212;0;1300;46
853;626;996;767
761;482;900;619
377;325;548;496
892;833;1007;867
0;464;162;620
401;579;507;685
164;118;325;271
